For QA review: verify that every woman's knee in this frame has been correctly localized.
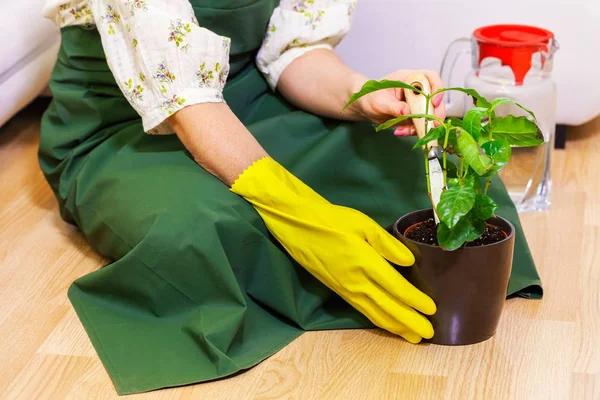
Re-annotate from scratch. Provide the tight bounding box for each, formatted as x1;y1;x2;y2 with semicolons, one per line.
78;183;262;262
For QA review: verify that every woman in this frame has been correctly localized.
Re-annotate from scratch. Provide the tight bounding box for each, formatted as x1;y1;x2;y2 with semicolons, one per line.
41;0;541;395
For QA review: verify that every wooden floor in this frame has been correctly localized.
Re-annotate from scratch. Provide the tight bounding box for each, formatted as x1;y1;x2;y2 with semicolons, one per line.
1;100;599;400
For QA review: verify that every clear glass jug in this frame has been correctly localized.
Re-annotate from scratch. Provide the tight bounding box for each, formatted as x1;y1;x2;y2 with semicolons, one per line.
440;25;559;212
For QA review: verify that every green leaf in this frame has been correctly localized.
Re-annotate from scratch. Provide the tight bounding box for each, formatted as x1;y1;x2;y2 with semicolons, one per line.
445;159;459;179
447;117;464;128
445;128;458;154
487;115;544;147
433;87;492;109
476;96;493;109
463;107;487;141
437;184;477;228
490;97;536;120
447;178;459;186
437;211;488;250
465;173;480;189
447;173;480;192
412;126;445;150
478;130;491;146
464;169;482;193
456;128;493;175
344;79;422;109
481;140;512;175
464;213;487;242
473;194;497;220
376;114;442;132
437;219;470;251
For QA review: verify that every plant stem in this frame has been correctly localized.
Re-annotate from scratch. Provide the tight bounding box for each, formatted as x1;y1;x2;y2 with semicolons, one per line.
423;149;431;196
484;110;493;193
442;149;447;189
488;112;493;141
484;178;492;194
442;126;451;148
442;126;450;188
423;96;433;200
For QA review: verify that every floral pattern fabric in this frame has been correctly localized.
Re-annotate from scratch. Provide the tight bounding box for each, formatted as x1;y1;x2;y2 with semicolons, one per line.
55;1;93;26
256;0;357;90
43;0;357;134
125;0;148;15
168;19;193;52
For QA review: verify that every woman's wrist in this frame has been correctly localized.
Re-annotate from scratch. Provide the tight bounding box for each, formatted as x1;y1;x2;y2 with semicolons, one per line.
277;48;374;122
342;72;371;121
169;102;268;187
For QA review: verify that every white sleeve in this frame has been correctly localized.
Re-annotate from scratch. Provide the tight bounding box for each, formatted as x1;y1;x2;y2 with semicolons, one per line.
43;0;95;27
45;0;231;135
255;0;357;90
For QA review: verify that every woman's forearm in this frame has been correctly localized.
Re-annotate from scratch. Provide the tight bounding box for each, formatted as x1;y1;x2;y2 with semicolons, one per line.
276;49;369;121
168;103;268;186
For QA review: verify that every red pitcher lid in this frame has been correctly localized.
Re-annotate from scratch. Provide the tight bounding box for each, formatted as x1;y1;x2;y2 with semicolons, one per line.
474;24;554;47
473;24;555;85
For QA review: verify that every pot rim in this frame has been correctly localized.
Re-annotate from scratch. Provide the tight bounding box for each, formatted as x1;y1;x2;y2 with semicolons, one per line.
394;208;516;250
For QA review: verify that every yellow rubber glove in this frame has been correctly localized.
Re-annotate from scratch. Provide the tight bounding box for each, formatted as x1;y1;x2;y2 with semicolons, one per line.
231;157;436;343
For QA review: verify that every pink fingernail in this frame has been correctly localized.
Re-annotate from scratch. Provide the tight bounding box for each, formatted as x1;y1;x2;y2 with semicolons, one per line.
394;128;409;136
433;94;443;107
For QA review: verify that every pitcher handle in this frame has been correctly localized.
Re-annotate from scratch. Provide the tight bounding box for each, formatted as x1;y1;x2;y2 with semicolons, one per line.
439;37;471;116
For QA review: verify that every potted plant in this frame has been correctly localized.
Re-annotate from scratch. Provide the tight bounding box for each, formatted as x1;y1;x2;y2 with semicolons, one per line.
344;75;544;345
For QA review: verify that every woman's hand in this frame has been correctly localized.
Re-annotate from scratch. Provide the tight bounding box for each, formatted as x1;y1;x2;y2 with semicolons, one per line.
353;70;447;137
275;50;446;135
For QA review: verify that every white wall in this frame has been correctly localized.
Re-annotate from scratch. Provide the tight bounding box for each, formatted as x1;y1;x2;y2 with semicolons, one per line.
336;0;600;126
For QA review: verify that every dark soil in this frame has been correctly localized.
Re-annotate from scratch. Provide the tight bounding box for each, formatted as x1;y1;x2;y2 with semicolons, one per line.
405;219;439;245
467;224;507;247
405;218;506;247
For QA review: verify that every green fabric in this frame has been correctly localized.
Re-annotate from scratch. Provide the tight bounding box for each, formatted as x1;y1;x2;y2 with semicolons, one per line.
39;0;542;395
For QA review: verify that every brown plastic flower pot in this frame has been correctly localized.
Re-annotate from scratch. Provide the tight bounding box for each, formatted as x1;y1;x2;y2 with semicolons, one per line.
392;209;515;346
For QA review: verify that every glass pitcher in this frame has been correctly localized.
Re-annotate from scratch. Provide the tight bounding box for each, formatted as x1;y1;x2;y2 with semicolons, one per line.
440;24;559;212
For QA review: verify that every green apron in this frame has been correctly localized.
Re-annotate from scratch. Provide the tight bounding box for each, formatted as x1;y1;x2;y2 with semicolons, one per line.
39;0;543;395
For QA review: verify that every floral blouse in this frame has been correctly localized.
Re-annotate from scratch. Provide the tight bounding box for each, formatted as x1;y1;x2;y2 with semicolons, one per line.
43;0;357;134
